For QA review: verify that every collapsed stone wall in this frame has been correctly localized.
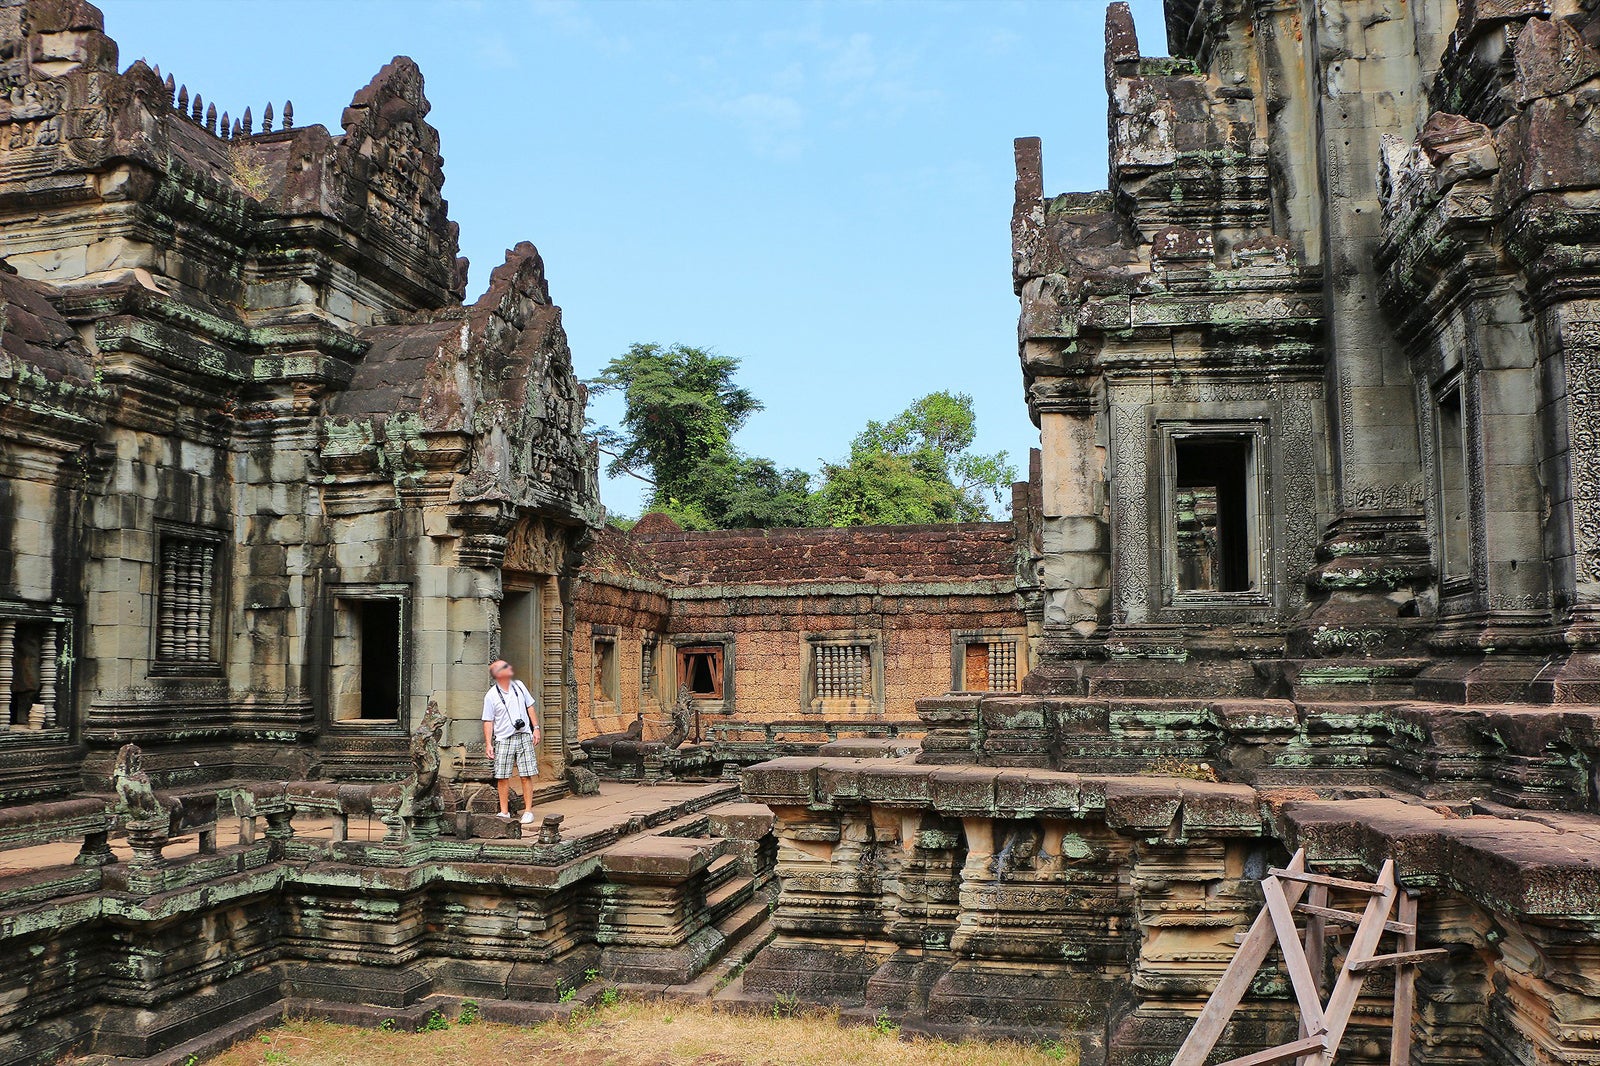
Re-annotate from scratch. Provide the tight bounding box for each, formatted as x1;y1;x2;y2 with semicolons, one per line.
0;778;774;1066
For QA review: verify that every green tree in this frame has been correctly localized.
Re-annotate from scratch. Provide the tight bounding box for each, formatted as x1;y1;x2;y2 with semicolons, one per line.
588;343;812;529
816;391;1016;526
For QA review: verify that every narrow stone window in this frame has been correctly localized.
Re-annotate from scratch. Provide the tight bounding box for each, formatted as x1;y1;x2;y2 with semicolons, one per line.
330;596;403;722
1171;434;1257;595
593;638;618;704
961;639;1019;692
155;534;219;666
678;645;724;699
807;639;879;712
1438;389;1471;589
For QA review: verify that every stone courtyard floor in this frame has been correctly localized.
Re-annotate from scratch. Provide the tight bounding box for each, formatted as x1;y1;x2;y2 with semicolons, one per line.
0;780;737;874
195;1000;1079;1066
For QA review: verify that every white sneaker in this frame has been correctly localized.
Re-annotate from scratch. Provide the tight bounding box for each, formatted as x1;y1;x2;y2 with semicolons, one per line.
520;810;535;825
496;812;511;820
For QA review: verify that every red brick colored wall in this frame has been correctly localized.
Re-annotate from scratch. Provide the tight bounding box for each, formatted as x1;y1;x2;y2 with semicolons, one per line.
632;522;1019;585
572;527;672;737
572;519;1032;739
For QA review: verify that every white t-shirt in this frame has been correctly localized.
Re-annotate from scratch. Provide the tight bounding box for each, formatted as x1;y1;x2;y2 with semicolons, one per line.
482;680;536;741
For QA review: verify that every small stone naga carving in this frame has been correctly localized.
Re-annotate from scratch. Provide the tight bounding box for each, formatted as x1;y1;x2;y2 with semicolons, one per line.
665;688;692;749
400;699;448;820
113;743;161;821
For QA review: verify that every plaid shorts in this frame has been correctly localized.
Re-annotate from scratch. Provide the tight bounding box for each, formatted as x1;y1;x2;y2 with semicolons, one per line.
493;731;538;779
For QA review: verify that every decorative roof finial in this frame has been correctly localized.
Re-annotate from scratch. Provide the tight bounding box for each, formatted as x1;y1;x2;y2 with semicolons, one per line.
205;102;217;134
191;93;203;123
281;100;294;129
262;102;273;133
242;106;253;136
177;84;188;112
164;74;176;106
219;111;230;139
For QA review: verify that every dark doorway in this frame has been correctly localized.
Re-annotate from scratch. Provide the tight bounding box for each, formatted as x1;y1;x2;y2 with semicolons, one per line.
9;621;43;726
1173;436;1255;593
358;599;402;720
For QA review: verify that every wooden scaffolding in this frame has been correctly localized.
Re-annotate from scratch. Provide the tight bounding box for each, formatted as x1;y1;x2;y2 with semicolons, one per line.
1172;849;1446;1066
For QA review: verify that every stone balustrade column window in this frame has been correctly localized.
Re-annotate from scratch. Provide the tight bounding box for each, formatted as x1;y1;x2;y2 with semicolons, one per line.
0;615;67;729
814;643;869;699
805;636;881;714
641;638;658;697
155;531;221;669
953;630;1025;692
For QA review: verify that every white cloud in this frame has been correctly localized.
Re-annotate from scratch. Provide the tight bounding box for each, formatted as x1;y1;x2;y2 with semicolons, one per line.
690;19;936;160
710;91;808;160
528;0;633;56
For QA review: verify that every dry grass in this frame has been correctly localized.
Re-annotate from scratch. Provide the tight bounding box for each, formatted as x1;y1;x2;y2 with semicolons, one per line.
206;999;1079;1066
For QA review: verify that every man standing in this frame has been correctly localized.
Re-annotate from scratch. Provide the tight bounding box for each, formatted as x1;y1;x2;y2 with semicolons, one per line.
482;659;540;823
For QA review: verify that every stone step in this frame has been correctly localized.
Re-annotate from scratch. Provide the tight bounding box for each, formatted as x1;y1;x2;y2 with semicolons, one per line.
703;870;756;919
702;852;741;894
599;833;728;882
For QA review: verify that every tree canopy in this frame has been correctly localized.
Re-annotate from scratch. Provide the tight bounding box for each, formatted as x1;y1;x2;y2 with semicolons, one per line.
814;391;1016;526
588;346;1015;530
588;344;814;529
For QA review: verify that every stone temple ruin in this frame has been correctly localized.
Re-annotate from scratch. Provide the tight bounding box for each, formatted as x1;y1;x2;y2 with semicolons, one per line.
3;0;1600;1063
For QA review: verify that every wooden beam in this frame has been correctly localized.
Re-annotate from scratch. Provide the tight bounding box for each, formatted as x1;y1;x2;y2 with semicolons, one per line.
1350;948;1448;973
1295;902;1414;936
1391;892;1418;1066
1300;881;1328;1049
1215;1037;1328;1066
1262;875;1326;1035
1310;860;1398;1065
1171;850;1311;1066
1269;868;1386;894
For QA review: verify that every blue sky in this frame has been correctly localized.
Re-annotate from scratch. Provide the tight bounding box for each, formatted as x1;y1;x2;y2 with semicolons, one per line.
99;0;1167;519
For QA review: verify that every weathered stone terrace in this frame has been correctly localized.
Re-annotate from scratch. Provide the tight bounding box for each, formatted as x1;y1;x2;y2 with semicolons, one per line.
739;752;1600;1064
0;781;777;1066
919;694;1600;809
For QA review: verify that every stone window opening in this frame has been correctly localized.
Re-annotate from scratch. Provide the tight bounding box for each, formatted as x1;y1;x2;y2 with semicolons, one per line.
678;645;724;699
963;640;1019;692
952;629;1025;692
1437;387;1472;593
805;636;882;714
153;530;221;671
0;617;62;730
1164;430;1263;600
329;593;405;724
593;637;618;705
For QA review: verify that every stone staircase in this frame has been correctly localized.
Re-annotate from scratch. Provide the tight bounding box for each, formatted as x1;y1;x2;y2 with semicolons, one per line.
595;802;777;986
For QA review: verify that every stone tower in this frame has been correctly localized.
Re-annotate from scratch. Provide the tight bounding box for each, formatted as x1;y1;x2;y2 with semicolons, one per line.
1017;0;1599;707
0;0;601;796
